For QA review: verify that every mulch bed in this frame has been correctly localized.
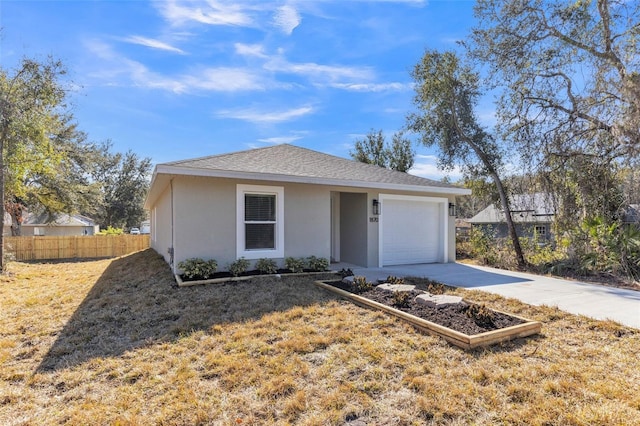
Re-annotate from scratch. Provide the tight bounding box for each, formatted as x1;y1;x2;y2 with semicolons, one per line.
326;280;525;335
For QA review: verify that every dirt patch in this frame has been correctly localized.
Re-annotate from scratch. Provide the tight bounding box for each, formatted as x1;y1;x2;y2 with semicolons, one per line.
327;279;525;335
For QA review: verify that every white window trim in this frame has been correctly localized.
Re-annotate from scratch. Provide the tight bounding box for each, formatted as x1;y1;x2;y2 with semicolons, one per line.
236;184;284;259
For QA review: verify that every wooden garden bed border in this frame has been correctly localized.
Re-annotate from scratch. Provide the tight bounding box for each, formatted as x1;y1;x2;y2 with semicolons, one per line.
314;280;542;350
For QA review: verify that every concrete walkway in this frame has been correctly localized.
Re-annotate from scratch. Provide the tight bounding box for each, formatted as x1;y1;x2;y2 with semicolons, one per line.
346;262;640;329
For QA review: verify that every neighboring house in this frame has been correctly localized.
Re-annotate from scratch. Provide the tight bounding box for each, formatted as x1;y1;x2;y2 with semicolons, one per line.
455;219;471;241
144;144;471;273
467;193;555;243
20;213;99;236
623;204;640;228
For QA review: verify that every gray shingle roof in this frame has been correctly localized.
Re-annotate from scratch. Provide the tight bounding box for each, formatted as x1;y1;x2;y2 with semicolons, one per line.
162;144;459;190
23;213;97;226
467;193;556;223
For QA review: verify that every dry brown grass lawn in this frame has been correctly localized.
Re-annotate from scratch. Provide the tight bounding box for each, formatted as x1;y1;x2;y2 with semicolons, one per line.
1;249;639;425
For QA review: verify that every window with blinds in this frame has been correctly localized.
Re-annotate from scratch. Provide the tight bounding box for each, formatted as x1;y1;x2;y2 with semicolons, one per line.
245;194;276;250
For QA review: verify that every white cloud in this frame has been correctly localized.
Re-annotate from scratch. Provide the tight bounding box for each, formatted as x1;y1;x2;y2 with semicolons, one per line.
234;43;268;58
273;4;301;35
157;0;254;27
85;39;266;93
257;135;303;144
122;36;185;54
409;154;464;181
216;105;315;123
183;68;265;92
265;57;373;82
329;82;411;92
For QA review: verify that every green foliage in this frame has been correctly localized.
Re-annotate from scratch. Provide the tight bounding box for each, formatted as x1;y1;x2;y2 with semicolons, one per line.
255;258;278;275
96;226;124;235
385;276;405;285
579;217;640;281
178;258;218;280
408;49;526;267
306;256;329;272
350;129;415;172
351;276;373;294
228;257;250;277
284;257;305;273
391;291;412;309
95;149;152;229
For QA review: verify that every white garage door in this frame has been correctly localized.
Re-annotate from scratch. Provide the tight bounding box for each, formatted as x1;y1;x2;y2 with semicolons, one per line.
382;198;441;266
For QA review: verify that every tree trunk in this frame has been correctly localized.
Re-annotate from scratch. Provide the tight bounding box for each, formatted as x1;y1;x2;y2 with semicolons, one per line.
492;173;527;268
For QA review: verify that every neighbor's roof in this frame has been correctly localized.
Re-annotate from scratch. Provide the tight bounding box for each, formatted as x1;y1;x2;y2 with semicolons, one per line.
146;144;470;208
467;193;556;224
23;213;98;227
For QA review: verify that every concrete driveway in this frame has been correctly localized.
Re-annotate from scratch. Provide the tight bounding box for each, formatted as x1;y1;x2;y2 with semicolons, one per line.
348;262;640;329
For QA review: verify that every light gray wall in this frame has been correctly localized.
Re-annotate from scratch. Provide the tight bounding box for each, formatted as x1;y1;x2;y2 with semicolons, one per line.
151;182;173;266
163;176;331;272
339;192;368;267
21;225;97;236
283;183;330;260
149;174;461;273
172;176;236;268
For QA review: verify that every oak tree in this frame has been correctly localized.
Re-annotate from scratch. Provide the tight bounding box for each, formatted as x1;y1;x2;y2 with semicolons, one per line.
407;50;527;267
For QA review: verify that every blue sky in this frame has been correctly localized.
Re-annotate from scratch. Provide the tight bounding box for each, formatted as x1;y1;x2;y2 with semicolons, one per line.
1;0;481;180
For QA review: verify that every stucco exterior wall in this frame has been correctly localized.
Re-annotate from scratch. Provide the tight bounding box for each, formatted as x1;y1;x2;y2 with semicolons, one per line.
339;192;368;267
148;175;461;273
282;183;330;260
160;176;331;272
21;225;98;236
150;182;173;265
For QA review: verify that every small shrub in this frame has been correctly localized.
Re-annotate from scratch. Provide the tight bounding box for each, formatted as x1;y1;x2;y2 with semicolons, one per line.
464;303;495;328
385;275;405;285
351;276;372;294
307;256;329;272
392;291;411;308
97;226;124;235
427;282;446;295
228;257;250;277
285;257;306;273
178;258;218;280
339;268;354;278
255;258;278;275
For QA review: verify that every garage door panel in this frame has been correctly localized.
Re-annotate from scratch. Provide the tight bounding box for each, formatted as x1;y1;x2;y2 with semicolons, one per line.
382;198;440;266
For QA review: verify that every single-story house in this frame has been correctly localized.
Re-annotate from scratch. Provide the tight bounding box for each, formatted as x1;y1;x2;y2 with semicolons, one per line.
467;193;555;243
623;204;640;227
144;144;471;274
21;213;100;236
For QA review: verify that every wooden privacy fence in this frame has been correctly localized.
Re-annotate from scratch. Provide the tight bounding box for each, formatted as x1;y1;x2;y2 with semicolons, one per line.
4;235;151;261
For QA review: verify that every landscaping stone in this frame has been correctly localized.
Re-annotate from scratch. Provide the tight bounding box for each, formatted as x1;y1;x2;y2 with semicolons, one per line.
376;283;416;293
342;276;356;285
415;293;463;308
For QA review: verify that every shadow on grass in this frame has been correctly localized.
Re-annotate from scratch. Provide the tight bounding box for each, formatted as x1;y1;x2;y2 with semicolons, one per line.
36;249;339;372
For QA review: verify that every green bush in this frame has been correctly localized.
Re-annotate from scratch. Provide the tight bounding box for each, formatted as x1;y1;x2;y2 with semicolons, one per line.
178;258;218;280
255;258;278;274
385;275;405;285
228;257;250;277
97;226;124;235
391;291;411;308
285;257;306;273
306;256;329;272
351;276;372;294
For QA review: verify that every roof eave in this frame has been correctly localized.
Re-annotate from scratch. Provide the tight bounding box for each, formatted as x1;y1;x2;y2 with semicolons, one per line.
151;164;472;196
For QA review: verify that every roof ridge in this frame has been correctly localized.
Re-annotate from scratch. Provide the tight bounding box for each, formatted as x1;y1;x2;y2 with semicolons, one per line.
163;144;295;166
